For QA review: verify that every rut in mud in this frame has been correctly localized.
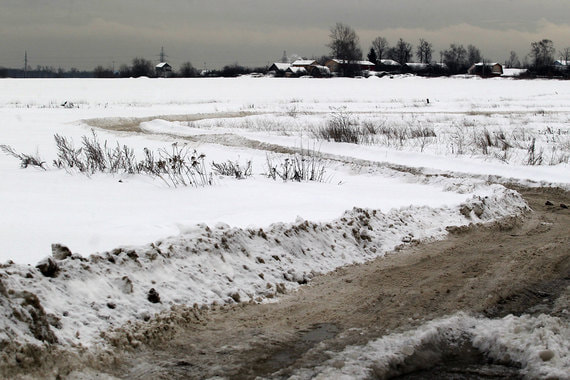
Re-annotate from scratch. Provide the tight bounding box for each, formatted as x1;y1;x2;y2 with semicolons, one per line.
101;186;569;379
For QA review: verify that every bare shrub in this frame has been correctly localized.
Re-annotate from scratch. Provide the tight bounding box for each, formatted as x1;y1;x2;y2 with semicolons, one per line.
526;138;543;165
547;146;569;165
82;131;107;173
157;144;212;187
0;145;46;170
107;143;138;174
450;124;468;155
53;134;85;171
314;109;359;144
211;159;252;179
265;149;327;182
51;132;212;187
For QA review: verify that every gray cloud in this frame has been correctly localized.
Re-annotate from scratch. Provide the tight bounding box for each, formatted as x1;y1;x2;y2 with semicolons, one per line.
1;0;569;69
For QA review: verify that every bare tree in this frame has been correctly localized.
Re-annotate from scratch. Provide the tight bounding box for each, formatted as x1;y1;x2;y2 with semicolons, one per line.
93;65;114;78
327;22;363;76
179;61;198;77
530;39;555;69
119;64;131;78
442;43;468;74
371;36;389;61
467;44;482;65
394;38;413;65
505;51;521;68
416;39;433;63
559;47;570;63
131;57;153;77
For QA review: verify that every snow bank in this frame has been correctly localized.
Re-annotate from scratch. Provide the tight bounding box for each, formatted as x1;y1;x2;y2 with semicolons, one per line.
290;313;569;379
0;186;527;350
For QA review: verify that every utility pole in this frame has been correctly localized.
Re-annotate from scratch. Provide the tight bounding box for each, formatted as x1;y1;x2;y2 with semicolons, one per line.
159;46;167;63
24;51;28;78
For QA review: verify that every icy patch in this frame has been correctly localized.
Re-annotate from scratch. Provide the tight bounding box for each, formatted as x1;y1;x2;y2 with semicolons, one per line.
0;186;528;350
290;313;569;380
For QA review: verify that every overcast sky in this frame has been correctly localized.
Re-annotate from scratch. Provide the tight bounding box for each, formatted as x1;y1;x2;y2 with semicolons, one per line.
1;0;569;70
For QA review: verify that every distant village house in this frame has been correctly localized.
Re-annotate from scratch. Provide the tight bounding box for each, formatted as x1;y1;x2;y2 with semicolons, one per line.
155;62;172;77
468;62;503;76
291;60;318;70
325;59;375;74
268;62;291;74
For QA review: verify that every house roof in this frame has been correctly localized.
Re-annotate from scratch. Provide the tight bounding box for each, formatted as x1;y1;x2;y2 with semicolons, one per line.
379;59;400;66
311;65;331;74
155;62;171;69
502;68;528;77
286;66;308;73
554;60;569;66
328;59;375;66
291;59;317;66
473;62;501;67
269;62;291;71
405;63;429;70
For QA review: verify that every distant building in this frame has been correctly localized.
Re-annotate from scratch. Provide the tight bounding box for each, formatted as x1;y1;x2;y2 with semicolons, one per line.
285;66;308;77
403;62;450;76
553;60;569;72
325;59;376;74
308;65;331;78
404;62;429;73
468;62;503;76
268;62;291;75
377;59;402;72
155;62;172;77
291;60;318;70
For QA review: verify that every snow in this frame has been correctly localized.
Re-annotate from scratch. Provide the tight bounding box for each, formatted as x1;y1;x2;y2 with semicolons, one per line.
0;77;568;371
502;68;528;77
0;184;529;348
291;313;570;379
3;77;567;264
291;59;317;66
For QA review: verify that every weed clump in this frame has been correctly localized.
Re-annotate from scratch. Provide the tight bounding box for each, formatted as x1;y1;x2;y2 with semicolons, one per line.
3;131;212;187
265;148;327;182
211;159;252;179
0;145;46;170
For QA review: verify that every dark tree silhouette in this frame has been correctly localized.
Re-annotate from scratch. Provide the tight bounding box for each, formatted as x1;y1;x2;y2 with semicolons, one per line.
179;62;198;77
416;39;433;63
327;22;362;76
131;57;153;77
367;48;377;66
530;39;555;70
371;36;389;60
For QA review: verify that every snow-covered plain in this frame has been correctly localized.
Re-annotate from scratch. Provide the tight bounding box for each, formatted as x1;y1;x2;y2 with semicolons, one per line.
0;77;568;375
2;77;568;264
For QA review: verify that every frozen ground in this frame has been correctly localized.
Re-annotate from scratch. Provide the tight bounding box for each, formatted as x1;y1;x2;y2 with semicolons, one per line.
0;77;568;377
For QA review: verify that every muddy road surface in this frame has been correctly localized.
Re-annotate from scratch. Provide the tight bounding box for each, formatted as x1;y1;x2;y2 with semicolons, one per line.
97;186;569;379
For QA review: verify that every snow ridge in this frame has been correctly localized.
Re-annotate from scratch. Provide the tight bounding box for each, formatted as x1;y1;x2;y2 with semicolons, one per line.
0;186;528;352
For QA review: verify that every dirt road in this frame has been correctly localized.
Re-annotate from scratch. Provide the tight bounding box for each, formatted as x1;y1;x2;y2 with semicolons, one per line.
100;186;568;379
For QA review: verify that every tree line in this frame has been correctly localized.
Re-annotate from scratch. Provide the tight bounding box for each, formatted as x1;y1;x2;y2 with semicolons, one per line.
328;22;569;77
2;22;568;79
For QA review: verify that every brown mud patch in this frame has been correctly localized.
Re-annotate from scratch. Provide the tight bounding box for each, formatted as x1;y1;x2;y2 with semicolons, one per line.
82;111;258;132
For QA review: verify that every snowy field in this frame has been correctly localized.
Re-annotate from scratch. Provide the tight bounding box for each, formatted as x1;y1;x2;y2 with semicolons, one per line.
1;77;568;263
0;77;569;377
